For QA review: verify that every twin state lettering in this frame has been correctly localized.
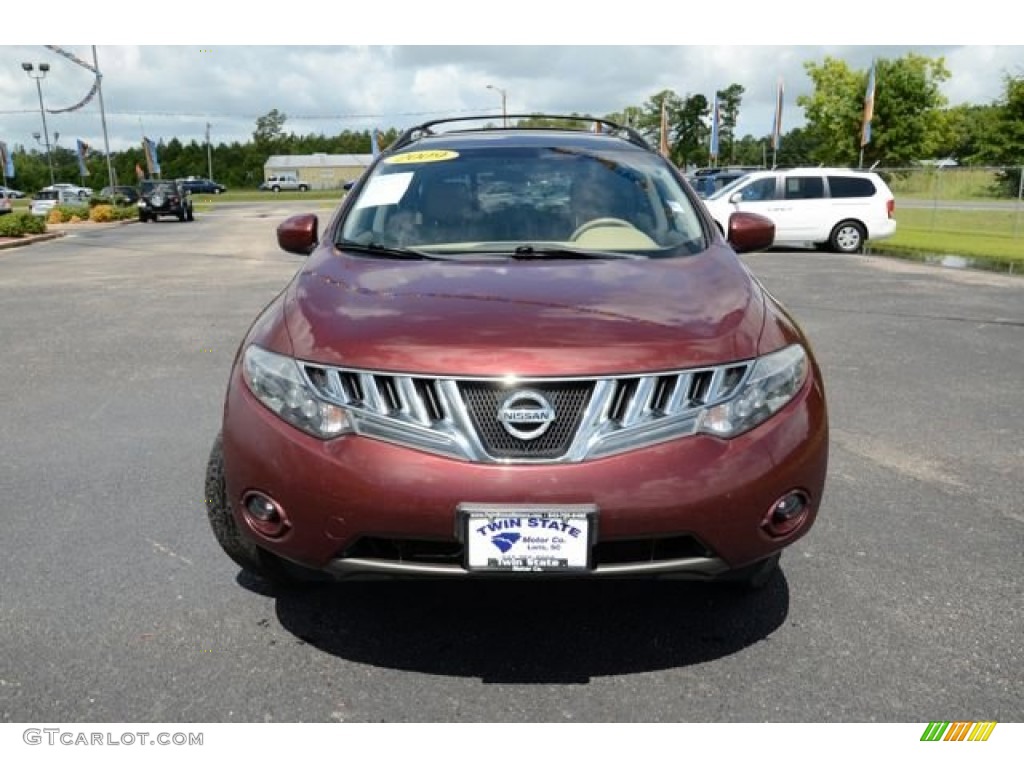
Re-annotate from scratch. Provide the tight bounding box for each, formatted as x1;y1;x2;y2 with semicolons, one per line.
475;517;582;538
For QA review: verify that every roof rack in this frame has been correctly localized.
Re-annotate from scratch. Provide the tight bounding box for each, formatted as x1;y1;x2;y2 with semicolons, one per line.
389;114;653;154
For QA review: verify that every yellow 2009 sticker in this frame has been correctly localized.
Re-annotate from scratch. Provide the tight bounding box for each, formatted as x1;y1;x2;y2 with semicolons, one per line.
384;150;459;165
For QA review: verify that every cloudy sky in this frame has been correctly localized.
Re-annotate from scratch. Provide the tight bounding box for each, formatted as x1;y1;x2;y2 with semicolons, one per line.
2;8;1020;160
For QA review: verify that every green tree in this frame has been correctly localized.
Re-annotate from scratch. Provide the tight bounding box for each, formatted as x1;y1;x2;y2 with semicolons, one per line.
798;54;950;167
253;109;288;151
715;83;745;163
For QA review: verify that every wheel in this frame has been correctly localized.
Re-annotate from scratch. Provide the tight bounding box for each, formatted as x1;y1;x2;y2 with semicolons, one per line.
570;217;636;241
828;220;866;253
719;553;781;592
138;213;148;223
214;189;222;195
298;184;309;192
178;209;186;222
205;434;296;585
186;207;194;222
271;185;281;193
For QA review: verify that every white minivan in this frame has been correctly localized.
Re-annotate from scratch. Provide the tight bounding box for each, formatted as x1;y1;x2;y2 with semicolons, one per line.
702;168;896;253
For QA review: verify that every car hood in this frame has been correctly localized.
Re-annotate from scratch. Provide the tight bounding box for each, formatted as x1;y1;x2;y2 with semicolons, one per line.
280;244;765;377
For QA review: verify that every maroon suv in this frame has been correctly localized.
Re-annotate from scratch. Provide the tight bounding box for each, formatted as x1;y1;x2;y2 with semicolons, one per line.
205;116;828;589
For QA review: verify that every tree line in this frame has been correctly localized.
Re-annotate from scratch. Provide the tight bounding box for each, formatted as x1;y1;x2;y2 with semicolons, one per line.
5;53;1023;195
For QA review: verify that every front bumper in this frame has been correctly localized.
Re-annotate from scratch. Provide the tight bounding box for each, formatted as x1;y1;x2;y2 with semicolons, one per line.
221;364;828;578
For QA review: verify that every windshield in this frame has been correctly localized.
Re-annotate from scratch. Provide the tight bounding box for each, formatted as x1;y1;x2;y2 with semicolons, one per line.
707;174;754;201
338;144;707;257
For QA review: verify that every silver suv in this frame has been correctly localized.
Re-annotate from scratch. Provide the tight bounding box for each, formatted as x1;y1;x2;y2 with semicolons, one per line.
259;174;309;192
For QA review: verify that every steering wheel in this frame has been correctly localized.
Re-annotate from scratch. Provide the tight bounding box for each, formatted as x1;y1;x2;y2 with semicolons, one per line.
570;217;637;241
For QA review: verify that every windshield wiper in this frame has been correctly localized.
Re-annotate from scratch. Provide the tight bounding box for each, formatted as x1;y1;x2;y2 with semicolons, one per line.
335;241;448;261
510;245;642;261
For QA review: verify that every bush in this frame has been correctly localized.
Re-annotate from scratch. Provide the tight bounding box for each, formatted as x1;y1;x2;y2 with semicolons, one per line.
90;204;115;222
47;209;63;225
0;212;47;237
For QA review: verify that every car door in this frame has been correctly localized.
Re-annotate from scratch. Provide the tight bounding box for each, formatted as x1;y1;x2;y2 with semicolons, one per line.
773;174;828;243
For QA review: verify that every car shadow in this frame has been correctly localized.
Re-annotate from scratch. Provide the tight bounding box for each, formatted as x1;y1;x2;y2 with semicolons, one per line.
240;571;791;683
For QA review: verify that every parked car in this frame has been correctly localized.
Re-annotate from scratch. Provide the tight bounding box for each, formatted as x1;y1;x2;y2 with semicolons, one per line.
259;174;309;192
29;188;82;216
179;177;226;194
98;185;140;206
137;179;194;222
0;196;10;215
206;114;828;590
42;182;92;200
702;168;896;253
686;168;754;199
0;185;25;199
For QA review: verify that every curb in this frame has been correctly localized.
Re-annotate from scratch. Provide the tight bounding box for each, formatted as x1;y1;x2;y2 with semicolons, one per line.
0;231;65;251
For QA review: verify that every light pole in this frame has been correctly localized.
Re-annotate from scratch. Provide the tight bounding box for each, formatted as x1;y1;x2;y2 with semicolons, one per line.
486;84;508;128
22;62;56;186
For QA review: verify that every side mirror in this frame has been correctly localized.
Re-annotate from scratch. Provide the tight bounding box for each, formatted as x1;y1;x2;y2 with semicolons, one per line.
729;192;743;204
342;180;355;191
727;212;775;254
277;214;319;256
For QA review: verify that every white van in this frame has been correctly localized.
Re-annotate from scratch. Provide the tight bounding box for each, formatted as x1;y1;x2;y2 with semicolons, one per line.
702;168;896;253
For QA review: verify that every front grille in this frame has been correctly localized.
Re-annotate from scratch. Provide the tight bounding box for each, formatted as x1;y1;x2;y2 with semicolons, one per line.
460;381;593;459
301;360;752;463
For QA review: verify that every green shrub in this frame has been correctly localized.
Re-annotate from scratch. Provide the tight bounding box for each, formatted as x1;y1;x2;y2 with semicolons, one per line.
53;204;90;222
0;212;47;237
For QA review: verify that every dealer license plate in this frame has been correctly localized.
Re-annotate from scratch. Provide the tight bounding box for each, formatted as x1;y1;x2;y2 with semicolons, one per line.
460;503;597;573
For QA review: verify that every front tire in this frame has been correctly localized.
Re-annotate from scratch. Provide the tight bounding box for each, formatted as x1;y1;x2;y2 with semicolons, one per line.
829;220;866;253
205;434;295;586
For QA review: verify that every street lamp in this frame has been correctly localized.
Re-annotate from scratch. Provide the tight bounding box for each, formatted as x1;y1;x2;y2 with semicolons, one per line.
486;84;508;128
22;62;56;186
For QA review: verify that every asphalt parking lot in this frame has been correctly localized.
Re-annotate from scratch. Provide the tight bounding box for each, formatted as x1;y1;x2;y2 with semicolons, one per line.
1;204;1021;722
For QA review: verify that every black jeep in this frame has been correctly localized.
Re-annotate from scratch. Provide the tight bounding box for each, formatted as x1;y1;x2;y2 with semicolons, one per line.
138;180;194;222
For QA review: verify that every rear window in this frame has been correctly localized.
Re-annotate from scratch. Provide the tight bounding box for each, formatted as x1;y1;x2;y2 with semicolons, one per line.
827;176;876;198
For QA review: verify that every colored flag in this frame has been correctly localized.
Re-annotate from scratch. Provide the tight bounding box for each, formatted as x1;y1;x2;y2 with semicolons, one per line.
370;127;380;158
861;62;876;147
772;77;784;151
709;94;721;159
659;100;669;158
76;139;91;177
143;136;160;175
0;141;13;178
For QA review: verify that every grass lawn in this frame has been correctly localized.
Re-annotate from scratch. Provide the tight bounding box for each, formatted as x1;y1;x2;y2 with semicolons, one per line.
876;207;1024;266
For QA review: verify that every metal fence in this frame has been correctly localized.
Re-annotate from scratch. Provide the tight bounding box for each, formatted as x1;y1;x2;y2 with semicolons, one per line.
875;165;1024;239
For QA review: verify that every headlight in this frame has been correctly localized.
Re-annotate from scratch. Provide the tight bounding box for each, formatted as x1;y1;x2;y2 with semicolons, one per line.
242;346;352;439
699;344;808;438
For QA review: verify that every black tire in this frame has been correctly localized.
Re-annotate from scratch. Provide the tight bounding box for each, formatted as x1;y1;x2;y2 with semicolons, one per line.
719;553;781;592
298;184;309;192
178;209;186;222
205;434;295;585
828;220;866;253
186;207;194;222
138;213;148;223
271;185;281;193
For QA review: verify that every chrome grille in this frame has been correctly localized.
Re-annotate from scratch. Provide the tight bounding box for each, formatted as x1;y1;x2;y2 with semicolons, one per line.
301;361;752;464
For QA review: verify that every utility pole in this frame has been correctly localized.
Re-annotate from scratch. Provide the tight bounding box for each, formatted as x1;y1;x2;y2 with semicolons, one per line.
93;46;116;193
206;123;213;180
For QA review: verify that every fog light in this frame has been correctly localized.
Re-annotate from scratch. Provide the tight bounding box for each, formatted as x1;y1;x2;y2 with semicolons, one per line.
762;491;809;538
242;492;289;538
